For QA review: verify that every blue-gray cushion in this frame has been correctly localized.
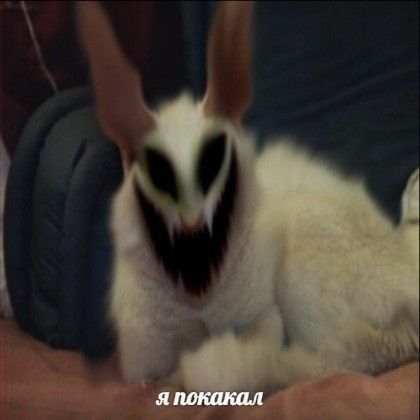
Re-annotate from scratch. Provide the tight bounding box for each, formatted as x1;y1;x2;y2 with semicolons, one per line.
4;87;123;359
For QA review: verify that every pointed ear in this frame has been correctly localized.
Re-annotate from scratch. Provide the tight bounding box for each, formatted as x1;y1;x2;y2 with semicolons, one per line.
203;1;254;123
76;1;155;165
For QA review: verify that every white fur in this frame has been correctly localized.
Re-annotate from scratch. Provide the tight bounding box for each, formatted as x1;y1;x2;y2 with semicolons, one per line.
110;95;278;381
175;142;419;392
111;98;419;387
78;1;419;391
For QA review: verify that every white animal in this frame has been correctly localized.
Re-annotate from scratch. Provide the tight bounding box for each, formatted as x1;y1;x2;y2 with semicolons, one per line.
78;1;419;392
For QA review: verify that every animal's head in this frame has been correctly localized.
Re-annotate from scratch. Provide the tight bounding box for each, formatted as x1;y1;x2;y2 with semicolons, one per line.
78;1;256;302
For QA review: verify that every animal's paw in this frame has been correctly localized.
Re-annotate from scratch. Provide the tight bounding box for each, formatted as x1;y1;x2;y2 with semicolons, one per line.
174;331;251;392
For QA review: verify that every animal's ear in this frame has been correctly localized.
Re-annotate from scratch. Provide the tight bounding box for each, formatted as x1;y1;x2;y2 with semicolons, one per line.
202;1;254;124
76;1;155;166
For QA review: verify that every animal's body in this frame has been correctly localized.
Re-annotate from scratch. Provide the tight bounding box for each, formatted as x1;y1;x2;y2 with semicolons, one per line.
78;1;419;392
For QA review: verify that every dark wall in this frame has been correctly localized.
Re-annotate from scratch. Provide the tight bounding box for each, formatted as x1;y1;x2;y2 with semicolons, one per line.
183;1;419;220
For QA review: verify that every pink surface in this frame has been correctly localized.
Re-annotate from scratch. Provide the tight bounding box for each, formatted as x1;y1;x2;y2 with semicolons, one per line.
1;319;418;419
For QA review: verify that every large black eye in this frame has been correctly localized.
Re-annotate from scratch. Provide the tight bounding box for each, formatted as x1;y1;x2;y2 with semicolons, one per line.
144;148;178;200
197;133;227;194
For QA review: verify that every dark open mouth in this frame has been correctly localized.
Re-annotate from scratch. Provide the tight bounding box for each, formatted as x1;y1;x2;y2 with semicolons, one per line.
134;151;238;297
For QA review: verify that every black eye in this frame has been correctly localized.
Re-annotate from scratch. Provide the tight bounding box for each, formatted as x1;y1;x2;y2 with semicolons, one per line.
144;148;178;200
197;133;227;194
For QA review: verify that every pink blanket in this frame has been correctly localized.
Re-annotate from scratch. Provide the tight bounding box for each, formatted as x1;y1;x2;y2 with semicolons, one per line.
1;319;418;419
